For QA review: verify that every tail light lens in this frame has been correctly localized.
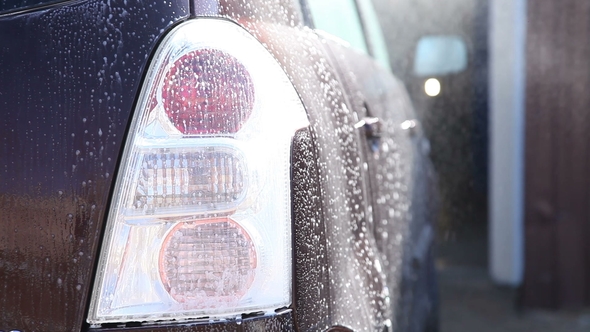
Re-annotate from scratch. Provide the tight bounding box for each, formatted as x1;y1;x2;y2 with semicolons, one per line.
159;218;257;304
161;49;255;135
87;19;308;325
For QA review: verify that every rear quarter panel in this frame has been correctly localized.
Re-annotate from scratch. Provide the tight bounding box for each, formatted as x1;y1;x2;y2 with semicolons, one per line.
318;37;437;332
210;2;391;329
0;1;189;330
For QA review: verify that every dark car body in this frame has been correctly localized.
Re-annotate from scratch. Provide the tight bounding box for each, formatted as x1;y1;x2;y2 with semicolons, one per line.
0;0;437;331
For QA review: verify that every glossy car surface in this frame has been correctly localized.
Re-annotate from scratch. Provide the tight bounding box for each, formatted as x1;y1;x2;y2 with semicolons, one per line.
0;0;437;331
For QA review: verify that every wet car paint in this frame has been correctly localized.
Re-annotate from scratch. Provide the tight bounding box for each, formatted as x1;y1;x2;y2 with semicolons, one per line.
0;0;436;331
319;36;437;332
0;1;190;330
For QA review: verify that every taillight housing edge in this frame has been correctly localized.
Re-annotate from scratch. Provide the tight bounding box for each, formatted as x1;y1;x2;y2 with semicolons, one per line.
87;18;309;325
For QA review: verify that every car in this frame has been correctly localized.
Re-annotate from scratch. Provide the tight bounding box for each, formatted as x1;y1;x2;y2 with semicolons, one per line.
0;0;437;331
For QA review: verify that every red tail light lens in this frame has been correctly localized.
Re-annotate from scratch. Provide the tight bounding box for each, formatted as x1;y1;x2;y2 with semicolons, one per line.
162;49;255;135
159;218;257;304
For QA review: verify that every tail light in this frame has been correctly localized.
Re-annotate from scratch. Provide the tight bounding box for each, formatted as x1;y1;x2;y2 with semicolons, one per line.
87;19;308;325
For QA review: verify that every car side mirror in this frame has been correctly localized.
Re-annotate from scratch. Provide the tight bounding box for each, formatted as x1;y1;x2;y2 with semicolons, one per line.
413;35;468;77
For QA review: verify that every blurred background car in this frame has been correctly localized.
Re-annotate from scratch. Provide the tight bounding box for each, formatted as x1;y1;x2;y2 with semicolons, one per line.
373;0;590;331
373;0;489;257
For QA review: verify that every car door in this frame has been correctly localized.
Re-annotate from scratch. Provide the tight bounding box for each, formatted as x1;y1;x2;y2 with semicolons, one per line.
302;0;438;331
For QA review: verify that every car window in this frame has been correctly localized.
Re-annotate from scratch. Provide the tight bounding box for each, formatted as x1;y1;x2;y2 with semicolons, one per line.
357;0;392;71
413;35;468;76
306;0;369;54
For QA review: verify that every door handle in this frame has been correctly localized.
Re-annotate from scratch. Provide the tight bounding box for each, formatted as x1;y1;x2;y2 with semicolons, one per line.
355;117;382;139
355;117;382;153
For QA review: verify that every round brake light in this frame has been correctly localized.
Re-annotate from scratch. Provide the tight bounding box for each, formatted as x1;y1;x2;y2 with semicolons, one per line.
161;49;255;135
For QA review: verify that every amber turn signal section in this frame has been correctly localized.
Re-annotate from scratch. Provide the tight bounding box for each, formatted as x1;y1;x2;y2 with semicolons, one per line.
159;218;257;305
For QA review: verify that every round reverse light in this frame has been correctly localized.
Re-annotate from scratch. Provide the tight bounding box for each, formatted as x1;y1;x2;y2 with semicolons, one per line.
159;218;257;306
161;49;255;135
